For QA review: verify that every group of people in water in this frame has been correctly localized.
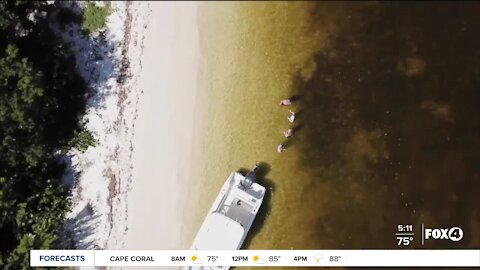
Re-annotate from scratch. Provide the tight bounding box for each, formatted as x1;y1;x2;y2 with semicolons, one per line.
277;98;296;153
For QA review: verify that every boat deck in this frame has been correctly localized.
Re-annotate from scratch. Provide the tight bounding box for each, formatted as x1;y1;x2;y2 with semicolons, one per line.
225;198;254;227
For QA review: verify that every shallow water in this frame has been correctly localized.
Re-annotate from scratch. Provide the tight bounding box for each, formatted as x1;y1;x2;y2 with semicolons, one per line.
186;2;480;268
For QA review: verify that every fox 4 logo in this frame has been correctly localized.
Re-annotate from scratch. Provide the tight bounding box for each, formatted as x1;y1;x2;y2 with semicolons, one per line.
424;227;464;242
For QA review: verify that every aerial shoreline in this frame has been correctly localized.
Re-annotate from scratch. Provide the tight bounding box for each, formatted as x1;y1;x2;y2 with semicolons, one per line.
68;0;480;257
2;2;479;269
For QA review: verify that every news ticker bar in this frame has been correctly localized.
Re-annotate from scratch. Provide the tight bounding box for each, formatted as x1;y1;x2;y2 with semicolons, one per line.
31;250;480;267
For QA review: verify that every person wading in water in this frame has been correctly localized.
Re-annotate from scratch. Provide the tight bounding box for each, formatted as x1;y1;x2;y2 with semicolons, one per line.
279;98;291;106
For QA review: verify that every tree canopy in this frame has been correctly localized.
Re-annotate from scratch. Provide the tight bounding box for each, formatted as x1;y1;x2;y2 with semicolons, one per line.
0;1;92;269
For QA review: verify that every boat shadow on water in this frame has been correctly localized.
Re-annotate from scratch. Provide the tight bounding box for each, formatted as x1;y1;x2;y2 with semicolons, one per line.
237;162;275;250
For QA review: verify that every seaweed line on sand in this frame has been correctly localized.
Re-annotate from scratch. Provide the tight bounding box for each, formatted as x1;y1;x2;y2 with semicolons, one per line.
56;1;150;251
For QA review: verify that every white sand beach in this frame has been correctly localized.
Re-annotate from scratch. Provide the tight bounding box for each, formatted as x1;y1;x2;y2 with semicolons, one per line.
60;1;150;251
125;2;199;250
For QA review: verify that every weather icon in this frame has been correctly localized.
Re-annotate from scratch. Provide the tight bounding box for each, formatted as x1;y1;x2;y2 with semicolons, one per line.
252;255;265;264
191;255;203;264
314;253;323;263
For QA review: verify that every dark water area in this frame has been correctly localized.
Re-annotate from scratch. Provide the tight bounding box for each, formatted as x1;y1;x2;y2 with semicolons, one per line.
295;2;480;250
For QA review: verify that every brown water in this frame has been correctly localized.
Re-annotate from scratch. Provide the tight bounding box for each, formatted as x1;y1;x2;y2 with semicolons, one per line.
186;2;480;268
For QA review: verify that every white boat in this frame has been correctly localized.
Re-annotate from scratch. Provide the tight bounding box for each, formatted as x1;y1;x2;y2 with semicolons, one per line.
186;165;266;270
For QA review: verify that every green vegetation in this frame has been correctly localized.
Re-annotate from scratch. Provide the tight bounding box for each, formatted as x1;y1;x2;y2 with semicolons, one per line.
0;1;92;268
82;1;111;35
69;127;97;153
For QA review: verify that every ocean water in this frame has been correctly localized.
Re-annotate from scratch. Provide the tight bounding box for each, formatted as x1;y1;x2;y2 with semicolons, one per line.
186;2;480;267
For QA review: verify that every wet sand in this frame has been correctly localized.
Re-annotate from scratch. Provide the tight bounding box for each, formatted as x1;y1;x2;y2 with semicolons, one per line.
187;2;480;269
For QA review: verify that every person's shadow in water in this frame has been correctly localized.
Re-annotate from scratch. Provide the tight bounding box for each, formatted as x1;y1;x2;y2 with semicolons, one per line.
289;94;303;103
237;162;275;249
